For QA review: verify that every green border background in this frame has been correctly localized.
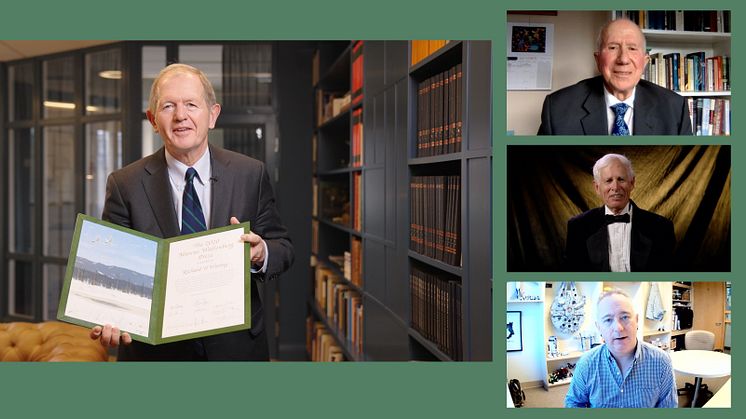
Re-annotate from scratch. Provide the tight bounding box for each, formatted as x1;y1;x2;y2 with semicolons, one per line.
0;0;740;418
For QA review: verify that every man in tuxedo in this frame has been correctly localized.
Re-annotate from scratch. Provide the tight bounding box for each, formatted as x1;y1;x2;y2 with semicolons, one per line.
538;18;692;135
564;154;675;272
89;63;294;360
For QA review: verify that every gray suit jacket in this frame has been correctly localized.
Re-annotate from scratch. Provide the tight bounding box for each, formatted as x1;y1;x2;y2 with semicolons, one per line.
538;76;693;135
102;145;294;360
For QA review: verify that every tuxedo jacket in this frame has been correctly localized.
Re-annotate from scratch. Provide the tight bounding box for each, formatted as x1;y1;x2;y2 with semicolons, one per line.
538;76;693;135
564;201;675;272
102;145;294;360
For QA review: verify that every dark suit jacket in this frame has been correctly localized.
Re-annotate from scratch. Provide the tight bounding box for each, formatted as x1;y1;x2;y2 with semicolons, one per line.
538;76;693;135
102;145;294;360
564;201;675;272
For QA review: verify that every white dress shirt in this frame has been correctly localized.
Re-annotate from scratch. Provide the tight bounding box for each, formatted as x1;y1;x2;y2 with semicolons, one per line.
165;148;212;230
606;203;632;272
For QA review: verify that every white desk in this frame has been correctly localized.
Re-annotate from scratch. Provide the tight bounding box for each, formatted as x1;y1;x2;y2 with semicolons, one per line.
670;350;731;408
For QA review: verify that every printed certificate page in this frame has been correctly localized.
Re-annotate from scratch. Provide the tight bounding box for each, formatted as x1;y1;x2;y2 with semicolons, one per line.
161;228;247;338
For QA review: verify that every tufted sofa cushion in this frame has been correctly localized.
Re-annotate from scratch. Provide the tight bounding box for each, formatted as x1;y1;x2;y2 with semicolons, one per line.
0;321;109;362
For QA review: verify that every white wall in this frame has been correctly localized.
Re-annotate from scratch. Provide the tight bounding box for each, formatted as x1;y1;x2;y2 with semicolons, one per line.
507;11;608;135
507;300;545;384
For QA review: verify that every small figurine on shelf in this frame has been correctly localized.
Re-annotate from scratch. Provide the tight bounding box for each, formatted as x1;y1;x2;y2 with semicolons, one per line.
548;362;576;384
547;336;559;357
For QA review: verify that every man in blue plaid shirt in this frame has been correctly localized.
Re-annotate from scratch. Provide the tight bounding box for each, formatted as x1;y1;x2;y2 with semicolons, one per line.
565;289;678;408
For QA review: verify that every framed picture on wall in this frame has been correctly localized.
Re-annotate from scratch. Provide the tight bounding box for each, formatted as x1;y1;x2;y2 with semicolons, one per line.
507;311;523;352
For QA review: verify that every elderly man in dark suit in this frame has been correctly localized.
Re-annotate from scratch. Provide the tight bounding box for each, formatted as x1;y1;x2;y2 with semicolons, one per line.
565;154;675;272
89;63;294;360
538;18;692;135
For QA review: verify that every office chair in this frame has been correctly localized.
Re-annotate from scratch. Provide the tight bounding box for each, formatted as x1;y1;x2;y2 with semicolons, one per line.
685;330;715;350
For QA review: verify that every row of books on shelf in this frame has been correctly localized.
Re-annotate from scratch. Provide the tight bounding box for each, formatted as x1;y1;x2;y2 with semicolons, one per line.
614;10;730;33
410;175;461;266
307;319;345;361
410;265;462;360
411;40;450;66
351;108;363;167
645;52;729;92
319;179;350;226
351;41;364;106
314;264;364;352
416;63;462;157
316;89;351;127
348;237;363;287
353;172;361;231
688;97;730;136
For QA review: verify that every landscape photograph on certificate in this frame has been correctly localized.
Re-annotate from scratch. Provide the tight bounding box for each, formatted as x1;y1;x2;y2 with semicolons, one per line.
64;219;157;337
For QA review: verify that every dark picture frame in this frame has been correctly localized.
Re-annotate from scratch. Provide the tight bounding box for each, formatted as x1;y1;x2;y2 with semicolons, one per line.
507;311;523;352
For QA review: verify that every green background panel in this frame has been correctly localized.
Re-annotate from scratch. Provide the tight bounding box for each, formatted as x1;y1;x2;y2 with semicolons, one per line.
0;0;740;418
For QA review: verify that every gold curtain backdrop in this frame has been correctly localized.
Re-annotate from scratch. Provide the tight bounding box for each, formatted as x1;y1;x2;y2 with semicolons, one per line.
507;145;730;271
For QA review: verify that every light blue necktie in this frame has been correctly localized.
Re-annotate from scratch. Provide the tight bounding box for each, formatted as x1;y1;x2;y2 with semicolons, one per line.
611;103;630;136
181;167;207;234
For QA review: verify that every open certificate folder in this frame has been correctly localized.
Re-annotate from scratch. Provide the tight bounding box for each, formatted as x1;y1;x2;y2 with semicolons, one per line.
57;214;251;345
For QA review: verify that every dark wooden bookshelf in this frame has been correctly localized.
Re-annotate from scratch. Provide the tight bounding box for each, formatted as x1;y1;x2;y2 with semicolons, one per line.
308;41;365;361
405;40;492;361
308;41;491;361
408;250;463;277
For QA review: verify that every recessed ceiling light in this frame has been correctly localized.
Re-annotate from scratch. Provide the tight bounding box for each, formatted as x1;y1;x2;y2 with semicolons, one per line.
43;100;76;110
98;70;122;80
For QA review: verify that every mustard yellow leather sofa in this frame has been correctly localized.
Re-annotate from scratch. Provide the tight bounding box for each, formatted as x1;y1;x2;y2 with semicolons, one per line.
0;321;108;362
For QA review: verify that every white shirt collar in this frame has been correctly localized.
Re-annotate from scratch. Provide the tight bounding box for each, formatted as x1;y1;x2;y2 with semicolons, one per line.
604;202;633;217
164;147;211;186
603;86;636;109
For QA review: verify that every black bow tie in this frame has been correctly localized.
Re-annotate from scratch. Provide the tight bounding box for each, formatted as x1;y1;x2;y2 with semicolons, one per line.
605;213;630;224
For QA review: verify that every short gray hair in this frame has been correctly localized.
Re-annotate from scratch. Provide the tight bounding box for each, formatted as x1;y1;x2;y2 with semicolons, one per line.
595;18;647;53
596;288;635;317
148;63;217;116
592;153;635;183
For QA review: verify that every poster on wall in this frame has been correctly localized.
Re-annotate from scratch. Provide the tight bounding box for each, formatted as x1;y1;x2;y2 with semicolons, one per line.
507;311;523;351
507;22;554;90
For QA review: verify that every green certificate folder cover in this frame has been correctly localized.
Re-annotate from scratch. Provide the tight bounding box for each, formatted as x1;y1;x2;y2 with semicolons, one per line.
57;214;251;345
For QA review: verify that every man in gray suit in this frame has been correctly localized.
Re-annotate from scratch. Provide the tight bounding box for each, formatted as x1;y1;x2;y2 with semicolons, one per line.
89;63;294;360
538;18;692;135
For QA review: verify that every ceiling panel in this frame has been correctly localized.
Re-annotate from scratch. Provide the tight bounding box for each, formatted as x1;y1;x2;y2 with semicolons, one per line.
0;40;116;62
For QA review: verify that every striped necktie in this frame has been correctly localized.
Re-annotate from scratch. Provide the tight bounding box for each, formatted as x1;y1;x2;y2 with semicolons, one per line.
611;103;630;136
181;167;207;234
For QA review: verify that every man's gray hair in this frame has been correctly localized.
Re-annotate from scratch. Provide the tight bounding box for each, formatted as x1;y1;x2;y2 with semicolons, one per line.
595;18;647;53
596;288;636;317
148;63;217;116
592;153;635;183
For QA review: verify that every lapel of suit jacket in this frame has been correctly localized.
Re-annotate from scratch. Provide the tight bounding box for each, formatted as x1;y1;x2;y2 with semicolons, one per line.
580;77;609;135
629;201;652;271
632;82;656;134
208;145;235;228
586;208;611;271
143;149;180;237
